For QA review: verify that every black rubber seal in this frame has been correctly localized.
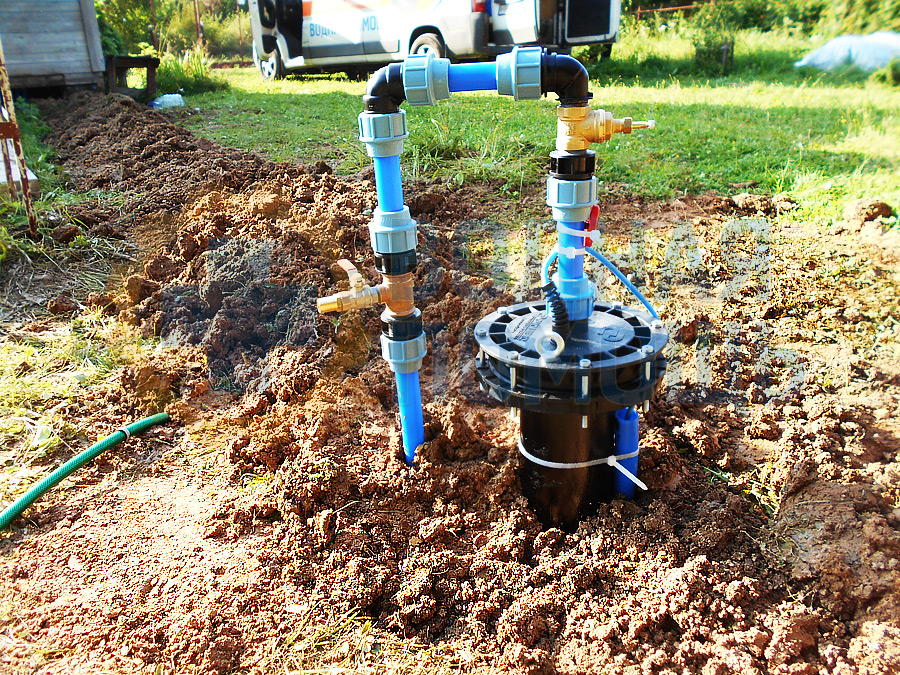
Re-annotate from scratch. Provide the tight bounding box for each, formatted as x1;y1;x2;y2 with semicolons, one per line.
381;308;423;341
550;150;596;181
374;250;417;275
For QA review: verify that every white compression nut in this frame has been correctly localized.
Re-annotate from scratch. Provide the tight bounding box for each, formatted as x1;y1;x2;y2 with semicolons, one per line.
358;110;409;158
497;46;542;100
369;207;417;254
403;53;451;106
381;333;427;374
546;176;598;223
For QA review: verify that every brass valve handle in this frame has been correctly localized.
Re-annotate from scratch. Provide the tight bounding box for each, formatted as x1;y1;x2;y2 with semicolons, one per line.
316;259;381;314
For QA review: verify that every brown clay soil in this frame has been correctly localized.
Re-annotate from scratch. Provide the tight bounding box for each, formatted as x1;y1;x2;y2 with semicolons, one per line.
2;92;900;674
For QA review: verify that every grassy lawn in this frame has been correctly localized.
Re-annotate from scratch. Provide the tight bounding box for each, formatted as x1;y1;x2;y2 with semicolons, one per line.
178;27;900;228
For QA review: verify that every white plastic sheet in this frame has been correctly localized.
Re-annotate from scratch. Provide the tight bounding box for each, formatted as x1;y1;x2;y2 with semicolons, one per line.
795;31;900;72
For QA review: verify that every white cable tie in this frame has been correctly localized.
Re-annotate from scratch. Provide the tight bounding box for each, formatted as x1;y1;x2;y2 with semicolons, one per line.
558;245;585;259
608;455;648;491
118;426;131;440
556;222;595;245
517;437;642;489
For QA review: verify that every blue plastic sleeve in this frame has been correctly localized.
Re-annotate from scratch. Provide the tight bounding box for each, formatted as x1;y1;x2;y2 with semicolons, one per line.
448;62;498;92
373;155;404;213
614;407;640;499
396;370;425;464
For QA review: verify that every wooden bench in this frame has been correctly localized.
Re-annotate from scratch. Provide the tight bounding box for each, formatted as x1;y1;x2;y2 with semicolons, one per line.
105;54;161;99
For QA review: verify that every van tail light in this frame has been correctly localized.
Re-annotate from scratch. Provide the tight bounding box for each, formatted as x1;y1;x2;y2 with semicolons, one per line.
472;0;486;12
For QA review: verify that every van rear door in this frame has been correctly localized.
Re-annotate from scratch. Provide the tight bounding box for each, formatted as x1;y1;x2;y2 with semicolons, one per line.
490;0;538;45
563;0;619;45
249;0;278;55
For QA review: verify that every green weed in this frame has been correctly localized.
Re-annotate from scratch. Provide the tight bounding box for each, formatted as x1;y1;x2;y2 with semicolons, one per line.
156;47;229;96
702;465;779;517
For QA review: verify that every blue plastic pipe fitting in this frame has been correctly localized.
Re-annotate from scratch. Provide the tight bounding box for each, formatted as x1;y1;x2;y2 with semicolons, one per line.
614;407;640;499
403;47;542;106
553;219;593;321
547;176;598;320
373;155;404;212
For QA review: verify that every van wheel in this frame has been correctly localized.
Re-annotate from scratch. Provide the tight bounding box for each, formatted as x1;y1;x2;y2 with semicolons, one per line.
255;43;285;80
410;33;445;58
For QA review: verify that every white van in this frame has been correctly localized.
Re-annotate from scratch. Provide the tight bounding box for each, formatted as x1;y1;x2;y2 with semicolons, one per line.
248;0;621;79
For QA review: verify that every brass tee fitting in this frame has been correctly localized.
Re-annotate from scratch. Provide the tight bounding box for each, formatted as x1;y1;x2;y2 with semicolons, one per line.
316;259;415;317
557;106;655;152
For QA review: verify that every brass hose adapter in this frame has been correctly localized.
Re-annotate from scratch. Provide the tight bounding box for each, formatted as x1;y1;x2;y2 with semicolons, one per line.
317;259;415;317
557;105;655;152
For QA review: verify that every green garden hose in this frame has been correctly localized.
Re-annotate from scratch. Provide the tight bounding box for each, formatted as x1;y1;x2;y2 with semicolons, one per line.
0;412;170;531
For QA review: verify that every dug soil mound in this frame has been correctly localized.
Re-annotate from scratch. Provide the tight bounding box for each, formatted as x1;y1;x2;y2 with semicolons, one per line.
1;93;899;675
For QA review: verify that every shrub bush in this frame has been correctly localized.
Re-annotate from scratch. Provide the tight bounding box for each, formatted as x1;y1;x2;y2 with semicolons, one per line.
160;1;203;53
203;13;249;58
817;0;900;35
873;57;900;85
96;9;126;55
687;3;739;74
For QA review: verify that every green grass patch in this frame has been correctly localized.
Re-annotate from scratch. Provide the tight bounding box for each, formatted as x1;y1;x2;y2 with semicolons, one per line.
177;28;900;227
0;313;160;506
1;102;131;269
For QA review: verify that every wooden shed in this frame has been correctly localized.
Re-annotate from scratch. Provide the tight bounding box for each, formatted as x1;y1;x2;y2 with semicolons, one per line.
0;0;105;89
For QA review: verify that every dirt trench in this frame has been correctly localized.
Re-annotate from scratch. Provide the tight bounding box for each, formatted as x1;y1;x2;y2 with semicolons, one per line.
1;92;899;675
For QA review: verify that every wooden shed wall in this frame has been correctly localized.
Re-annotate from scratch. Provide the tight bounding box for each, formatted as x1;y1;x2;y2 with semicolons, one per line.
0;0;104;88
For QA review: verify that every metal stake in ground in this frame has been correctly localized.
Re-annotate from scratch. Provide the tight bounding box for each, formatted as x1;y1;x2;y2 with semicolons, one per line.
0;35;39;241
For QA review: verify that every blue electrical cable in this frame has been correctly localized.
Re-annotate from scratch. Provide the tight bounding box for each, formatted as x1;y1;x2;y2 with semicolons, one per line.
540;246;660;319
586;247;659;319
540;247;556;286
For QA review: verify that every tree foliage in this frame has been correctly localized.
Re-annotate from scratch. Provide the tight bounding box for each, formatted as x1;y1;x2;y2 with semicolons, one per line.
95;0;244;54
818;0;900;34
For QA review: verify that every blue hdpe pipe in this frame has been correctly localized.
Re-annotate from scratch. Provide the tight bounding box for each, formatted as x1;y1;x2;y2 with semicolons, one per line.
614;407;640;498
371;150;426;464
557;220;586;281
396;370;425;463
373;155;404;212
448;62;498;92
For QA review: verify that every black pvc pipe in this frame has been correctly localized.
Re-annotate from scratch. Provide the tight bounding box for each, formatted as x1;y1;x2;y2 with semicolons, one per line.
519;410;615;529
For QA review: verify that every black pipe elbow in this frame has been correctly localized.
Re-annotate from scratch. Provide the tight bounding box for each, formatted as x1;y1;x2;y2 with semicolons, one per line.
363;63;406;113
541;52;591;106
